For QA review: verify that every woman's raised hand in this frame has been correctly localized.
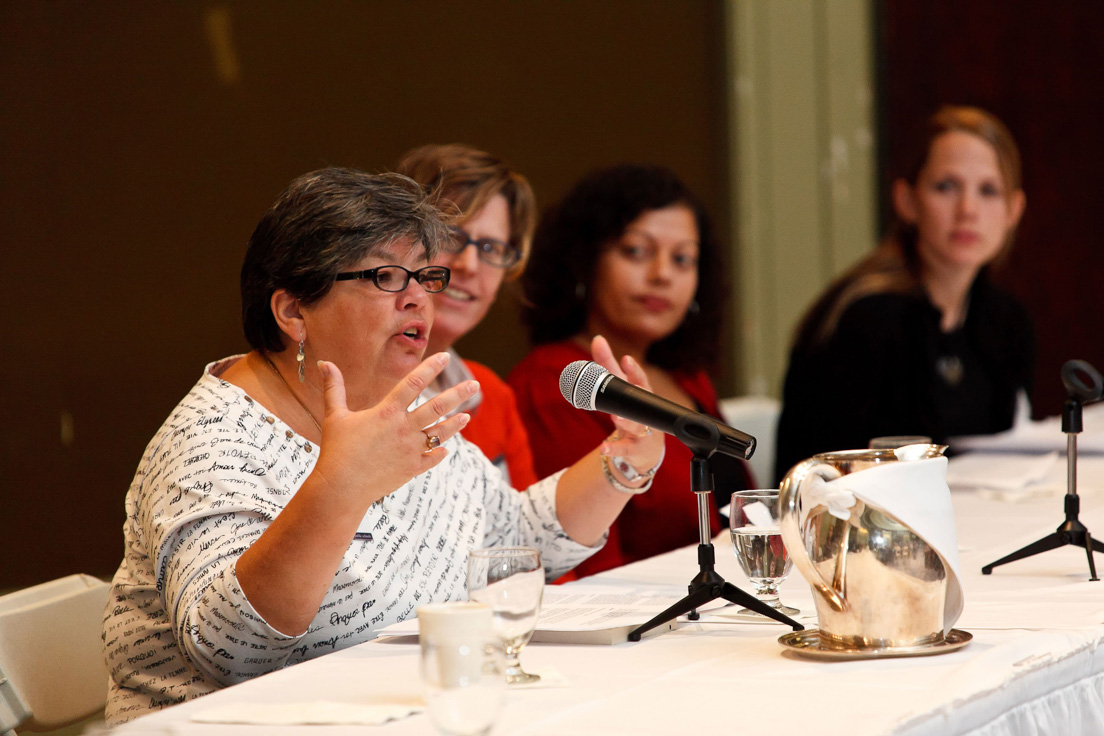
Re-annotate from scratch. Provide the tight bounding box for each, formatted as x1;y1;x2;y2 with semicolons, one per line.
589;335;665;478
312;353;476;508
234;353;476;635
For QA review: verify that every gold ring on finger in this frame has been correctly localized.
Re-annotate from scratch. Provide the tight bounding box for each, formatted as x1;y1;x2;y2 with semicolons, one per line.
424;434;442;453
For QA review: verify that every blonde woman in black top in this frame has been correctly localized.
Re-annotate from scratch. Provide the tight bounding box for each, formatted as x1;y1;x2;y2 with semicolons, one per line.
774;106;1033;482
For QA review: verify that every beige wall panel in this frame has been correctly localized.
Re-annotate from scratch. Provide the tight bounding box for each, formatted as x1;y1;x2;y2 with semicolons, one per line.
823;0;878;276
763;0;827;389
727;0;876;398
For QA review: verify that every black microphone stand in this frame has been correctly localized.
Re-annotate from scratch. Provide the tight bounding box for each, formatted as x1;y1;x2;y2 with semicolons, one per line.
628;431;804;641
982;360;1104;580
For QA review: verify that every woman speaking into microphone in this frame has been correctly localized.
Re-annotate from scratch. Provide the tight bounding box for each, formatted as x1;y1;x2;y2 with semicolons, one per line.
102;168;663;724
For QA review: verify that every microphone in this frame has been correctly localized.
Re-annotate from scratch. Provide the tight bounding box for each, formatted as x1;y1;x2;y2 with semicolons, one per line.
1062;359;1103;404
1060;359;1103;435
559;360;756;460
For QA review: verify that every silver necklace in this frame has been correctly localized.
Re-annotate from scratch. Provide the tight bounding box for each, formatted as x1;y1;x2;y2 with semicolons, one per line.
263;354;322;433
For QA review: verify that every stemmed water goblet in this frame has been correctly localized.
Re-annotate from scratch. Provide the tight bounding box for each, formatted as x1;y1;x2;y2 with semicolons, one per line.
466;546;544;685
729;489;798;616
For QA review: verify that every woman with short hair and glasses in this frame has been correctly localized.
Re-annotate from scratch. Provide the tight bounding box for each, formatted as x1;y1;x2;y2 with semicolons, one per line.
103;167;663;723
396;143;539;488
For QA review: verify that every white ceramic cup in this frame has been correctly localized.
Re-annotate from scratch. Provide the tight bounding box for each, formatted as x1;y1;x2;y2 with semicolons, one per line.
417;602;504;735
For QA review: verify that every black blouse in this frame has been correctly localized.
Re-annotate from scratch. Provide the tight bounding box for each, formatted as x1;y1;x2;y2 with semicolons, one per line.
773;275;1035;483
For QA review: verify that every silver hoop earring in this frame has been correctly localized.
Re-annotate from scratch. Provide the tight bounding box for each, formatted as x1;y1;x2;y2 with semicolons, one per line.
297;337;306;383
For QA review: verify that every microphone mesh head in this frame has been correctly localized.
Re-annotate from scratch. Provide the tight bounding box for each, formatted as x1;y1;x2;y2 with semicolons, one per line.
558;360;607;410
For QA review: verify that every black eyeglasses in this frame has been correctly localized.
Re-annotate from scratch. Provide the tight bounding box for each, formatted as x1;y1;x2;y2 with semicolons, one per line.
444;226;521;268
334;265;451;293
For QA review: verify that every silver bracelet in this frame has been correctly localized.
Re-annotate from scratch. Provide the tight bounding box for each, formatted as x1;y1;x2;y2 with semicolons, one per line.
610;454;661;483
600;454;654;495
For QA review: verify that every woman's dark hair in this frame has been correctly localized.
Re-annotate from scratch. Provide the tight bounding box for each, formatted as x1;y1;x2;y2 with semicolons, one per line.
521;164;725;372
794;105;1024;350
241;167;451;353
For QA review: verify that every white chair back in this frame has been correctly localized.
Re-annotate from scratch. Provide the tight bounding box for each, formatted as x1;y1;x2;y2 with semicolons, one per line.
0;574;111;733
718;396;782;488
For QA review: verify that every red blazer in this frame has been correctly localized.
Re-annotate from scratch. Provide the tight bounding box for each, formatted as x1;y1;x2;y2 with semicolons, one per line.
460;360;539;491
508;340;753;578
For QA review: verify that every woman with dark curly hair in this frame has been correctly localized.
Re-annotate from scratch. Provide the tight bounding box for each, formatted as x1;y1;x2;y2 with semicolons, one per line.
508;164;752;578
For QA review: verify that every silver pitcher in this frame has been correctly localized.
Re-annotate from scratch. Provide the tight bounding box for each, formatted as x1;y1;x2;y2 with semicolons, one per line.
778;446;951;651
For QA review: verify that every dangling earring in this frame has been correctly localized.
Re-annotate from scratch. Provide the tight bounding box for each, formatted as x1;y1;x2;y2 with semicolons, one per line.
297;335;306;383
575;282;586;301
688;299;700;316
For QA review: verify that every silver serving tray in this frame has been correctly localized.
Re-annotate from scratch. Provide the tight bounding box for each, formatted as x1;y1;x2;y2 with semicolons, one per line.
778;628;972;661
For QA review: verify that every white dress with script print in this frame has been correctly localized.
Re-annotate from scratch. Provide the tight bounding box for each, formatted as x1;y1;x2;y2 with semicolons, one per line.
103;356;599;724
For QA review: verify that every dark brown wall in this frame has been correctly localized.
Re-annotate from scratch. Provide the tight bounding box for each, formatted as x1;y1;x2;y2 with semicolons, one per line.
880;0;1104;417
10;1;1100;590
1;2;730;587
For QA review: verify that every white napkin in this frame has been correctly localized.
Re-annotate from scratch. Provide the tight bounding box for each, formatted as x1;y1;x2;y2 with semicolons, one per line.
946;451;1060;498
706;606;819;624
951;401;1104;454
740;501;775;528
797;472;854;524
804;457;964;634
191;700;423;725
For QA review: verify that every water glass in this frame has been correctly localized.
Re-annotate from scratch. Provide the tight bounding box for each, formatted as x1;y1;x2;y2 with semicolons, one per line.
730;489;797;615
418;602;506;736
467;546;544;685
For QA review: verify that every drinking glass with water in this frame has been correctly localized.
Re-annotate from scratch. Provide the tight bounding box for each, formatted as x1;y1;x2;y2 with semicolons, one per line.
466;546;544;685
730;489;798;616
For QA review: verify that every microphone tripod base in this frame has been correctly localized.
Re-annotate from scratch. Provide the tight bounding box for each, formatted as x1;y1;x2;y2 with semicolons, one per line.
981;494;1103;581
628;543;804;642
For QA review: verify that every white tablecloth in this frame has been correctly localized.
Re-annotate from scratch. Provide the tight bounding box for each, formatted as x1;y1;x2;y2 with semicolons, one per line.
110;456;1104;736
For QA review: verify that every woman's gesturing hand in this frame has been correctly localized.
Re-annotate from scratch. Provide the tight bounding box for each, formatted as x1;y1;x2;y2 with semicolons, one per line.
589;335;666;480
235;353;476;636
311;352;477;509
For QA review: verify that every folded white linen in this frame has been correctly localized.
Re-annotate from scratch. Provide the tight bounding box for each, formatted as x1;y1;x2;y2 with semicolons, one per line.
946;451;1060;497
190;700;423;725
952;402;1104;454
797;474;857;523
805;456;964;633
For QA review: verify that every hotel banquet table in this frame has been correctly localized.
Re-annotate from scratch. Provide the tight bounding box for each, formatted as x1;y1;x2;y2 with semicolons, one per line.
111;456;1104;736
